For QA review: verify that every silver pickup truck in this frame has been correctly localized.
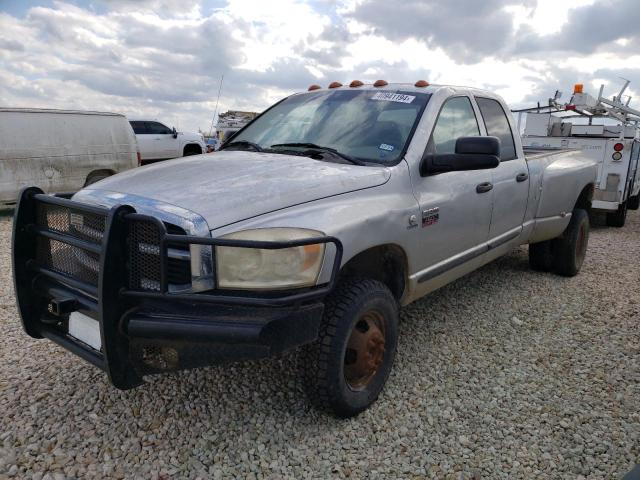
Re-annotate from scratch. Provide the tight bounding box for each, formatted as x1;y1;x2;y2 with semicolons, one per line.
12;82;597;417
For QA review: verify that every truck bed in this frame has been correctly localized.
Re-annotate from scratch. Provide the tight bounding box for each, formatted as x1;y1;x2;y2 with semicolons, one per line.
524;146;578;160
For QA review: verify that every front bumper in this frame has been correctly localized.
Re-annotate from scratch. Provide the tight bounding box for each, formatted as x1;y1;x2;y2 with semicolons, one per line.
12;187;342;389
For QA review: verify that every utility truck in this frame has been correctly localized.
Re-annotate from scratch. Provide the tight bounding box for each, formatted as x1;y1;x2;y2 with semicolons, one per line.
13;81;596;417
515;81;640;227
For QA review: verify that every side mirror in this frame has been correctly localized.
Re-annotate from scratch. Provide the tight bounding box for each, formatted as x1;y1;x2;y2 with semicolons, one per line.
172;127;178;138
420;136;501;176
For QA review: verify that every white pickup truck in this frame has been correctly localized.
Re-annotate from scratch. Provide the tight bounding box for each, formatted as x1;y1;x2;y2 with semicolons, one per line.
129;119;206;164
13;81;597;417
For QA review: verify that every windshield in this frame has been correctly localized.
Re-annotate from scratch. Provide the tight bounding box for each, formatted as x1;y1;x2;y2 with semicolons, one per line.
228;89;431;164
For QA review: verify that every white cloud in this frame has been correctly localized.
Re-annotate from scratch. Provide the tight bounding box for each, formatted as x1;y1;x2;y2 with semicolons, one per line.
507;0;596;35
0;0;639;132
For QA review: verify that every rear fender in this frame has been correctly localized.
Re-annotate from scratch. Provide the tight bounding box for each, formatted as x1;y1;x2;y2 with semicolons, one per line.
536;151;597;218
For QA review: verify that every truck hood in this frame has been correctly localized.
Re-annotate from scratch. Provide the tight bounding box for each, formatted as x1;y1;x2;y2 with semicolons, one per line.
77;151;390;229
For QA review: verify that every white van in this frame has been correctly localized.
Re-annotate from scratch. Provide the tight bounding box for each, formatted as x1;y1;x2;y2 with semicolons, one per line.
0;108;139;203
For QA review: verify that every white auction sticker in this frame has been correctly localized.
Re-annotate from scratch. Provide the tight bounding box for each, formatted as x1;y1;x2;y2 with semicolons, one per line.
371;92;416;103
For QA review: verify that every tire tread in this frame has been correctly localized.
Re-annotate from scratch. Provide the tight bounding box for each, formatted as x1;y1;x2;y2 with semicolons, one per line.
302;277;397;416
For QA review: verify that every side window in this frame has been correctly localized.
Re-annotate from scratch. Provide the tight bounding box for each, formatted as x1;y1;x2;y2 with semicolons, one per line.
145;122;172;135
130;121;147;134
476;97;517;161
429;96;480;154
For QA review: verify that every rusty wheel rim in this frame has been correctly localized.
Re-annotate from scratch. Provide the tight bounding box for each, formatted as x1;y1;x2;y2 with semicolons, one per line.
344;309;386;390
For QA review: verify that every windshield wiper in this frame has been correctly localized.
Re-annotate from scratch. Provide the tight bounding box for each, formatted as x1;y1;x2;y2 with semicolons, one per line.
270;143;366;166
221;140;264;152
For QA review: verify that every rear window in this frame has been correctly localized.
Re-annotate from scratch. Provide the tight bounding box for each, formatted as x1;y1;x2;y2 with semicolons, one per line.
476;97;517;161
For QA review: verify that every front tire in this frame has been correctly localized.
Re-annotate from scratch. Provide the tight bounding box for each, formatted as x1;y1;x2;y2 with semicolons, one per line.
627;195;639;210
552;208;589;277
302;278;398;418
183;145;202;156
84;172;110;186
606;202;627;227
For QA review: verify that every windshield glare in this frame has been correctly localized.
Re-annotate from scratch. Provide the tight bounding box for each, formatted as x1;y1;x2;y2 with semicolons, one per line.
230;89;431;164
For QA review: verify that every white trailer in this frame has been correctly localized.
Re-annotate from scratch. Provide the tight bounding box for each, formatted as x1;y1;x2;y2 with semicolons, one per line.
515;81;640;227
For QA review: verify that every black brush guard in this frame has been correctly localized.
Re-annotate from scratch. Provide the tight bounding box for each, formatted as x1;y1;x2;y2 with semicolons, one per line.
12;187;343;389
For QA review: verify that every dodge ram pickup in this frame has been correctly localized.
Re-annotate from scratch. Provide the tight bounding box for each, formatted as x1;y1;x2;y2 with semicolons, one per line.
12;81;597;417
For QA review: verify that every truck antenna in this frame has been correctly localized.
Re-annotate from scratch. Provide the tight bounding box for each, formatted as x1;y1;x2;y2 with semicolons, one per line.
209;74;224;138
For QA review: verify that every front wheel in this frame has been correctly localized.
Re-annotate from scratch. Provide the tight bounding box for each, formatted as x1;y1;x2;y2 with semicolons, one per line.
183;145;202;156
552;208;589;277
627;195;639;211
84;172;110;186
302;278;398;418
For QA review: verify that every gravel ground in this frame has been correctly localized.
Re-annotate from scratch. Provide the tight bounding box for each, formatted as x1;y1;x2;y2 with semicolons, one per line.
0;208;638;479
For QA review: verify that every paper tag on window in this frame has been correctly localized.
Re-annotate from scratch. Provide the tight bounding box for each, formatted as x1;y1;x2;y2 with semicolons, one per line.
371;92;416;103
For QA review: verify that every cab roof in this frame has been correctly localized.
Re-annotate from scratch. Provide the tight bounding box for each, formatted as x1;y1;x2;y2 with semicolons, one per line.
299;82;500;99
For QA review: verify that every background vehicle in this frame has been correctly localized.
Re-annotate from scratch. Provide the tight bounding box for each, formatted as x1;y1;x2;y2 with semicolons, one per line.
0;108;138;204
216;110;258;142
12;82;597;417
515;81;640;227
129;119;205;164
205;138;218;152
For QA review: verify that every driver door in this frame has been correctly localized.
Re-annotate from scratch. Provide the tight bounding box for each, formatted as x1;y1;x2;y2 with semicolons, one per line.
145;121;179;159
410;95;494;276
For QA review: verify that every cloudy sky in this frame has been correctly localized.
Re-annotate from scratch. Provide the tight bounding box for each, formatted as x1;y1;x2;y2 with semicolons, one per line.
1;0;640;132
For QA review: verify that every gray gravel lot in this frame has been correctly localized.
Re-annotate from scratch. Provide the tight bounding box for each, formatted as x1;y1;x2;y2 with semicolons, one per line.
0;209;638;479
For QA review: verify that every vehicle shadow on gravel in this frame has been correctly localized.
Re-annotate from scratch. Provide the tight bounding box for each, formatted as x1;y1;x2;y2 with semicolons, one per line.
0;206;14;217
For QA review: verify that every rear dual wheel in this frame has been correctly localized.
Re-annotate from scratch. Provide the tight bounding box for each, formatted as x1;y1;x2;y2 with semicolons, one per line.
529;208;589;277
606;202;628;228
302;278;398;418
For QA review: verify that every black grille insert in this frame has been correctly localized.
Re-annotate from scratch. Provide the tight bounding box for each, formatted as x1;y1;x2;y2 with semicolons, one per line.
35;203;106;287
127;219;191;291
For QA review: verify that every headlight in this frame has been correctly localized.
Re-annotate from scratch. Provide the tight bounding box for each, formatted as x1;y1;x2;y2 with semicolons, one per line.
215;228;325;290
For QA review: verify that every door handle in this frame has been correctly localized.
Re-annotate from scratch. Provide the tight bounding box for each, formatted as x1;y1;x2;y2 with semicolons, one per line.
476;182;493;193
516;172;529;182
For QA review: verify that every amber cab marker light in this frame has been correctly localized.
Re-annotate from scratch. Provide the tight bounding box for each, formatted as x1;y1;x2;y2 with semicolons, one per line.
308;84;321;91
574;83;584;94
415;80;429;87
373;79;388;87
349;80;364;87
328;81;343;89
